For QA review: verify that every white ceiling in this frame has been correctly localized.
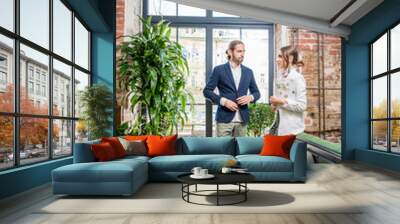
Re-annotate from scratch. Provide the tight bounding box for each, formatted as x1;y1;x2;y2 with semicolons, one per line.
170;0;384;38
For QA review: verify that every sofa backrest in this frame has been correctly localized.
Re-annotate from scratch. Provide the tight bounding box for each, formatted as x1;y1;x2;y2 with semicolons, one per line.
73;139;101;163
235;137;263;155
178;137;235;155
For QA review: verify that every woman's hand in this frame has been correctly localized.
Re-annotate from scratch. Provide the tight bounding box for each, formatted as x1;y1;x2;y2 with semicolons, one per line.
271;104;277;112
270;96;287;106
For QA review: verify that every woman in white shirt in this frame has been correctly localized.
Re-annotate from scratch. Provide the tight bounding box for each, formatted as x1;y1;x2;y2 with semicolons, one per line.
269;46;307;136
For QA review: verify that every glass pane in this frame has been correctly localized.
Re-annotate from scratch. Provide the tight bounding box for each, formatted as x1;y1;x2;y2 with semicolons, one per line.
0;116;14;170
53;59;72;117
391;24;400;70
304;89;321;136
178;104;206;137
75;120;88;143
391;120;400;153
75;18;89;70
178;4;205;16
20;117;49;165
53;119;72;157
242;29;269;102
170;27;177;42
372;33;387;76
0;0;14;31
212;105;217;136
323;89;341;143
372;121;387;151
74;69;89;118
0;35;14;113
53;0;72;60
213;29;240;66
372;77;387;119
178;27;206;105
391;72;400;118
213;11;239;17
20;0;49;49
20;44;49;115
148;0;176;16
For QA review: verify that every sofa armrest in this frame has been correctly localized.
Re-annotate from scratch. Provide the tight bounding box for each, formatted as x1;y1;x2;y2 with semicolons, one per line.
289;140;307;181
73;140;100;163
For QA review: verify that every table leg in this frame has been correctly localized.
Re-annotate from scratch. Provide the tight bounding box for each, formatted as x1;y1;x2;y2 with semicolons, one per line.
195;184;198;192
245;183;247;201
217;184;219;206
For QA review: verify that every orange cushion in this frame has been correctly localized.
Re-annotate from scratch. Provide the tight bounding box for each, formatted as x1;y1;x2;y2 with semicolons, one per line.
259;134;296;159
101;137;126;158
146;135;177;157
91;142;118;161
125;135;148;141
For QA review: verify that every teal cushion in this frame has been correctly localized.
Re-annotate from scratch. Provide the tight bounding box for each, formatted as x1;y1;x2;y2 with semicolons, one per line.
73;139;101;163
236;137;263;155
53;159;147;183
149;154;235;172
236;155;293;172
180;137;235;155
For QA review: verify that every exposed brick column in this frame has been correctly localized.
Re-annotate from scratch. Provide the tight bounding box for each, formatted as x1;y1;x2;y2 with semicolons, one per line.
115;0;125;129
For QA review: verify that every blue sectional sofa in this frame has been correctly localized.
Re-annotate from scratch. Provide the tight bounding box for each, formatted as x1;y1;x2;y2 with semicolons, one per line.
52;137;307;196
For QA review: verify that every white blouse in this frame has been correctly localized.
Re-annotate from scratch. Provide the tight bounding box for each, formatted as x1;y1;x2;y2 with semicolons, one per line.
274;69;307;136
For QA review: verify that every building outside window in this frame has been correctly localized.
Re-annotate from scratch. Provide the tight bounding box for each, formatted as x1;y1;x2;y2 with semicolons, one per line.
0;0;91;170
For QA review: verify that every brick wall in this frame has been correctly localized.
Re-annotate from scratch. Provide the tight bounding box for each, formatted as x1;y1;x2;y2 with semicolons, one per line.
275;25;342;143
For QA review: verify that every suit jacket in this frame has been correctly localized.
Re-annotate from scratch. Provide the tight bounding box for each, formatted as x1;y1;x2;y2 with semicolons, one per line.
203;62;260;124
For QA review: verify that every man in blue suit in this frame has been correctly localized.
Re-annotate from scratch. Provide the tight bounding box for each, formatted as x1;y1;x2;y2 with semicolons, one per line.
203;40;260;137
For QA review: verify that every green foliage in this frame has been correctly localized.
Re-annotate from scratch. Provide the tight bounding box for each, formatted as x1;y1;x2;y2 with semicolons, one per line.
79;84;113;140
118;16;194;135
247;103;275;137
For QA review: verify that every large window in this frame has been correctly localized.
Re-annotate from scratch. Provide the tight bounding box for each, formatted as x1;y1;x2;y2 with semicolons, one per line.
146;0;273;137
0;0;91;170
370;23;400;153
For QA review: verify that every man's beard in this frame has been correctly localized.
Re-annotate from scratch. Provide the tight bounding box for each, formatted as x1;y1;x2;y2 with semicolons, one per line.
232;56;244;64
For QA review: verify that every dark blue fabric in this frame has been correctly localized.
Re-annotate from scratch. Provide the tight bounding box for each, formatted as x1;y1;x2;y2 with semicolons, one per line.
179;137;235;155
236;155;293;172
148;154;235;172
73;140;100;163
236;137;263;155
203;62;260;123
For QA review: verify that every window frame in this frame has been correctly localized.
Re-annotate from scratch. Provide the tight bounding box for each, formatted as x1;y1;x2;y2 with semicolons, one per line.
369;20;400;154
0;0;92;171
144;0;274;137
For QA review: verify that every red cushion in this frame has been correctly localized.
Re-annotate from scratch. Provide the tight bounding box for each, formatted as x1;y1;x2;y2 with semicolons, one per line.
91;142;118;161
259;134;296;159
101;137;126;158
125;135;148;141
146;135;177;157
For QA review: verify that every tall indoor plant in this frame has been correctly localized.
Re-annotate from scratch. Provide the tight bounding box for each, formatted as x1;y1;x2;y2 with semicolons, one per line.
79;84;113;140
118;16;193;135
248;103;275;136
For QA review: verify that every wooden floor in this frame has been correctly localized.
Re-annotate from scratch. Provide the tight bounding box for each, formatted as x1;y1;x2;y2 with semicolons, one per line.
1;161;400;224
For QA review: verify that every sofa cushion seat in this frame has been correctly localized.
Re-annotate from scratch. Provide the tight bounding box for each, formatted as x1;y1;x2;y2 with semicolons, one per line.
149;154;235;172
53;159;147;183
236;155;293;172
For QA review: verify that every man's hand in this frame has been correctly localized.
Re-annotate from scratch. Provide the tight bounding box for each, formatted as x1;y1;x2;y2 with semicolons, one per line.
224;99;239;111
236;95;253;106
270;96;287;106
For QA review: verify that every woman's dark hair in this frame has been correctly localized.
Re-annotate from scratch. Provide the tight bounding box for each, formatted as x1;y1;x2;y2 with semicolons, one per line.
279;45;304;69
226;40;244;60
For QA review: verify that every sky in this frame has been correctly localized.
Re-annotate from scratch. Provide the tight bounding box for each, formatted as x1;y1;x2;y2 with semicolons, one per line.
0;0;89;71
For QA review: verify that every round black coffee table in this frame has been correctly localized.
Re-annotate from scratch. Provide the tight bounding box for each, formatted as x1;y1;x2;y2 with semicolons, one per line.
177;173;255;206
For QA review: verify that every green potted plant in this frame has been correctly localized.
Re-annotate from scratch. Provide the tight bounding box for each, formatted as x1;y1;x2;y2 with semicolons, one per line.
247;103;275;137
118;16;194;135
79;84;113;140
